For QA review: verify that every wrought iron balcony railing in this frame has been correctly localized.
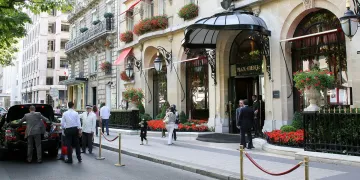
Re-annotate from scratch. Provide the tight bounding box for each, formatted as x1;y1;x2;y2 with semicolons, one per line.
65;20;114;53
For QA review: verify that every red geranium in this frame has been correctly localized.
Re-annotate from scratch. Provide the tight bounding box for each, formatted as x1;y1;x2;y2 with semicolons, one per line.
147;120;208;132
133;15;168;36
120;31;133;43
264;129;304;146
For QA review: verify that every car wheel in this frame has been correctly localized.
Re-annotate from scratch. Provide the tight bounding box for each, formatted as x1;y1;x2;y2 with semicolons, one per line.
48;148;59;157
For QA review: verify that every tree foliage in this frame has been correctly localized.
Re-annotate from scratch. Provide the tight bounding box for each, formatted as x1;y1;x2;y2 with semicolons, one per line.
0;0;73;66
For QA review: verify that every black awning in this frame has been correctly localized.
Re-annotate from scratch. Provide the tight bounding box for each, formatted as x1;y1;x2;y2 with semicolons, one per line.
59;77;88;85
182;11;271;49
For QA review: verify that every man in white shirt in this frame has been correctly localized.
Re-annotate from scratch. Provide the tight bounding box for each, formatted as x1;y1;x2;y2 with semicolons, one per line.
61;102;82;163
99;103;111;136
80;105;97;154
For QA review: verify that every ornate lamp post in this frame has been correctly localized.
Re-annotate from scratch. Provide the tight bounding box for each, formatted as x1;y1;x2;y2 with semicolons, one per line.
340;0;360;39
153;46;172;73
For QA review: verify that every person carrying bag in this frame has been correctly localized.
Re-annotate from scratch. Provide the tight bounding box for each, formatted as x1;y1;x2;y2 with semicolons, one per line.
163;107;176;145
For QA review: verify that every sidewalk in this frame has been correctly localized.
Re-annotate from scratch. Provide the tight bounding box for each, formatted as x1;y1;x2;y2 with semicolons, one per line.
93;132;358;180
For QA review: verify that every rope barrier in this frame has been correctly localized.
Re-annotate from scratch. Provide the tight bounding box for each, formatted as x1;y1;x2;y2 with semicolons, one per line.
101;132;119;142
244;151;304;176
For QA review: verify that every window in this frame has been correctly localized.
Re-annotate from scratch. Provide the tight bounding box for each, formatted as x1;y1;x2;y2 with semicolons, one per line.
46;77;53;85
50;9;56;16
59;76;67;82
60;59;68;68
158;0;165;15
106;2;112;13
48;40;55;51
145;0;154;18
61;24;70;32
47;58;54;68
80;19;85;28
60;40;67;49
126;11;134;31
92;10;98;22
90;55;98;73
71;25;76;39
189;0;195;3
48;23;56;33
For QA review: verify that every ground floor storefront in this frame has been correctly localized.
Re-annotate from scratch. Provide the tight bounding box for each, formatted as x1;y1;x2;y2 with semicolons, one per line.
116;0;360;133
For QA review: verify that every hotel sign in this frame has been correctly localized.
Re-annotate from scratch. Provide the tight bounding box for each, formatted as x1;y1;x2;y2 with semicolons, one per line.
231;60;263;76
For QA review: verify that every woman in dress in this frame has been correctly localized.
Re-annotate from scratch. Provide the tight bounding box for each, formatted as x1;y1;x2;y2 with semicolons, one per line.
163;106;177;145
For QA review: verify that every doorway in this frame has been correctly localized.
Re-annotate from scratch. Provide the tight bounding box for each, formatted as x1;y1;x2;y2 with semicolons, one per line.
92;87;97;105
228;77;259;133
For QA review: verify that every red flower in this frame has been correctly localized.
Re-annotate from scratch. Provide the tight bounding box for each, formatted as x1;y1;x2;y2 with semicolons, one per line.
120;31;133;43
306;77;310;81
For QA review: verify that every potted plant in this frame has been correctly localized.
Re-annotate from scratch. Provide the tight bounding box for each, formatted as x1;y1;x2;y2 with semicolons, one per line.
249;50;261;61
104;12;114;18
80;27;88;33
92;19;101;25
100;61;112;74
123;88;144;110
120;70;133;82
120;31;133;43
133;15;168;36
293;67;334;111
178;3;199;20
104;12;114;31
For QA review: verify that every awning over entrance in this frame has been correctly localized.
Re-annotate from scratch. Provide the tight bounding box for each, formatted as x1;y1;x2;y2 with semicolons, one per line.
182;11;271;49
120;0;142;15
59;78;88;85
114;48;133;66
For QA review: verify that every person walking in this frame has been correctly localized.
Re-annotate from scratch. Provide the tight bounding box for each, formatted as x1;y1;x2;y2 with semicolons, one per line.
100;102;111;136
61;101;82;163
139;118;148;145
163;106;176;145
18;105;48;163
80;105;96;154
238;99;255;149
93;105;101;137
171;104;179;141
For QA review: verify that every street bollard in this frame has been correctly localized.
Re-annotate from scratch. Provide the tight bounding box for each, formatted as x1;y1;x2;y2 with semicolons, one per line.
96;127;105;160
115;133;125;167
304;156;309;180
240;145;244;180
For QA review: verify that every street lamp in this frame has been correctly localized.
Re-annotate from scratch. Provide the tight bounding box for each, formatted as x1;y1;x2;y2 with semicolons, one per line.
340;0;360;39
125;63;134;78
154;46;172;73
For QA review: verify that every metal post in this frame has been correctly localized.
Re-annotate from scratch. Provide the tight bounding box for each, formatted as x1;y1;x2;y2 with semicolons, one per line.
229;101;232;132
304;156;309;180
96;127;105;160
115;133;125;167
240;145;244;180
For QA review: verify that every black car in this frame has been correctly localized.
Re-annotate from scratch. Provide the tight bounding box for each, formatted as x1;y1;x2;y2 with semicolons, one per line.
0;104;60;160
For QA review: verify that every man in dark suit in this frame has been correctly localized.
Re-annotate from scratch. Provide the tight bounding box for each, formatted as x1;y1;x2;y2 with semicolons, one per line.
238;99;254;149
236;100;244;129
252;95;261;137
18;105;48;163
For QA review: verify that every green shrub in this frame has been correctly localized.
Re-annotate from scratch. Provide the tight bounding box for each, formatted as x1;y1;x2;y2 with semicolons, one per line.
291;112;303;130
137;103;145;114
155;101;169;119
179;111;187;123
280;125;297;132
140;113;152;121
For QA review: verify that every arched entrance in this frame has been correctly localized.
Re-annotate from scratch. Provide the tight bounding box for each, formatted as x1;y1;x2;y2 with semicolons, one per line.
291;9;348;111
153;55;167;118
228;31;269;134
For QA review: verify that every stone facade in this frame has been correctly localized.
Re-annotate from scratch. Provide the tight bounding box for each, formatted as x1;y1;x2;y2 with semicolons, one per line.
64;0;119;109
116;0;359;133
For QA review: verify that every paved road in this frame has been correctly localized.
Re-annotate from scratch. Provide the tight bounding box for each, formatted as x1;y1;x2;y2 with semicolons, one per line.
0;148;215;180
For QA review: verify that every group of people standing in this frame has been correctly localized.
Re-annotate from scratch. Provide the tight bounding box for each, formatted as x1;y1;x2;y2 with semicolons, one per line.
236;95;261;150
57;102;111;163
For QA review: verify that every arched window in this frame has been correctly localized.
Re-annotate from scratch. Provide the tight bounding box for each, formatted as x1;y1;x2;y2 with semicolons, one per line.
292;9;348;111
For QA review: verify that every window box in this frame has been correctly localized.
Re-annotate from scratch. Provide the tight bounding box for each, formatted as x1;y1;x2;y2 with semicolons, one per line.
178;3;199;21
100;61;112;74
120;70;133;82
120;31;133;43
104;12;114;18
80;27;88;33
133;15;168;36
92;20;101;25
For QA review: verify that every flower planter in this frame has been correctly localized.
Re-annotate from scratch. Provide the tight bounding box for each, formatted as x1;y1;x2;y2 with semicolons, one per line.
92;20;100;25
178;3;199;20
128;102;138;110
133;15;168;36
120;31;133;43
304;86;321;111
123;88;144;107
120;70;133;82
80;27;88;33
100;61;112;74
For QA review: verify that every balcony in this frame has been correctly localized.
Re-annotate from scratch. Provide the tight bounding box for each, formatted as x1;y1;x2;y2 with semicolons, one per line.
59;71;88;85
67;0;100;23
65;20;114;53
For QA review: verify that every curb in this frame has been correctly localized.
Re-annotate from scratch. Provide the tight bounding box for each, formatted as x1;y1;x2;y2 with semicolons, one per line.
93;143;244;180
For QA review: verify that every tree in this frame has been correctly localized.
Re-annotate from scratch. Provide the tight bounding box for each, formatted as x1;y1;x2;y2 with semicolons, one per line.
0;0;73;66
